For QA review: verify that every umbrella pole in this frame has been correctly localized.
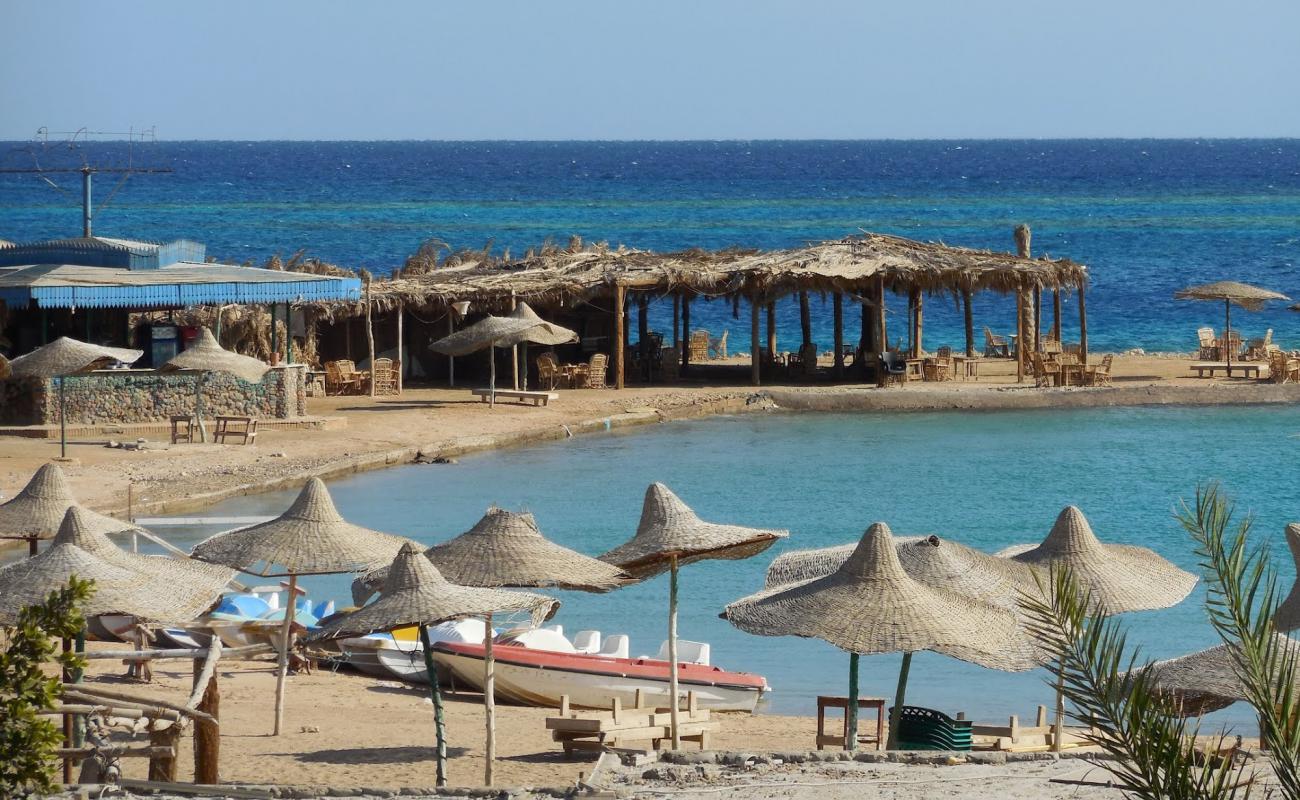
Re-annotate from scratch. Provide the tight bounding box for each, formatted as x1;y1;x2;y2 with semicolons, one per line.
483;612;495;786
668;554;681;749
1052;655;1066;752
886;651;912;750
1225;299;1233;371
488;347;496;409
195;372;209;443
28;536;37;557
59;376;68;460
418;625;448;787
273;574;298;736
847;652;859;750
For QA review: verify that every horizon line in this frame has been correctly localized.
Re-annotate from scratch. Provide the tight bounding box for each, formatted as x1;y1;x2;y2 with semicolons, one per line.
2;136;1299;145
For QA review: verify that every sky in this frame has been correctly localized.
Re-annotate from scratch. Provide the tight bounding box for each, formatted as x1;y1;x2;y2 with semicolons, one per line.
2;0;1298;140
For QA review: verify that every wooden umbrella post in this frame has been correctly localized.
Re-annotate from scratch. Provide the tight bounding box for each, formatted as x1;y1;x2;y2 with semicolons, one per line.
194;372;209;443
668;553;681;750
487;345;497;408
886;652;912;750
750;298;760;386
613;284;626;390
447;314;456;388
1052;289;1062;343
365;279;376;398
58;376;68;460
510;293;519;392
192;649;220;783
28;536;37;556
1225;298;1233;371
962;286;974;358
272;574;298;736
1078;284;1089;365
832;293;844;378
847;652;859;750
418;625;448;787
483;612;495;786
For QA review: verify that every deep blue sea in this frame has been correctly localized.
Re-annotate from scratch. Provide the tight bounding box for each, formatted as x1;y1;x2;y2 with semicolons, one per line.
2;140;1298;353
149;407;1300;733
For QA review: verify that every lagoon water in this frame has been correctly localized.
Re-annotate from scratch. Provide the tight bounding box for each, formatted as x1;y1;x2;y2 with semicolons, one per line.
154;405;1300;731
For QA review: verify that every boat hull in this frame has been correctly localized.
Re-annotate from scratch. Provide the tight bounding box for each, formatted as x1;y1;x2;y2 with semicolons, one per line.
431;643;766;712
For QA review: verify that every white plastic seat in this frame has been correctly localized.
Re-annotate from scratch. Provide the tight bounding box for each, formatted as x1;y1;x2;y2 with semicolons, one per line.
573;630;601;653
654;639;711;666
599;633;630;659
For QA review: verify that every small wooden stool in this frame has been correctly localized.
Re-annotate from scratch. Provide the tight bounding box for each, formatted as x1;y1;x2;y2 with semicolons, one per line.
170;415;196;444
816;695;886;750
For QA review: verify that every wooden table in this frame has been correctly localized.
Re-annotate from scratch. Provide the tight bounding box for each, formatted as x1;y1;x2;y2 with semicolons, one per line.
816;695;885;750
952;355;979;380
905;358;924;380
1058;363;1086;387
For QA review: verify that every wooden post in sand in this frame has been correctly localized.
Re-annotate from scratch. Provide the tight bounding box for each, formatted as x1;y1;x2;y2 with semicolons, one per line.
766;302;777;360
613;284;626;390
680;293;691;377
273;574;298;736
1033;287;1042;353
672;295;680;348
1014;225;1032;379
832;293;844;379
1015;293;1026;383
484;612;496;785
510;292;519;391
364;275;377;398
1078;283;1089;365
192;655;220;783
668;554;682;750
798;292;812;354
396;302;404;394
750;297;761;386
1052;289;1062;345
963;286;975;358
913;289;924;358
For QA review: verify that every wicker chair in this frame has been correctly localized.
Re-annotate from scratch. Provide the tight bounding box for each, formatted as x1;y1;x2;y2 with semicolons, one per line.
370;358;399;395
536;352;561;390
708;329;729;360
1084;353;1114;387
1041;337;1062;356
324;360;364;395
983;327;1010;358
1269;350;1300;384
573;353;608;389
1197;327;1218;360
688;330;710;362
1246;329;1274;361
924;355;952;382
1032;353;1059;388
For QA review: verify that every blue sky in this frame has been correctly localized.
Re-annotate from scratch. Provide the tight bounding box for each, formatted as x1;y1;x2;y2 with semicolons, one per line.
3;0;1297;140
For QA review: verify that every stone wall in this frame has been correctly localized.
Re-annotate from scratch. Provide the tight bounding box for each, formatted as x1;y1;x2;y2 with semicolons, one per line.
0;365;307;425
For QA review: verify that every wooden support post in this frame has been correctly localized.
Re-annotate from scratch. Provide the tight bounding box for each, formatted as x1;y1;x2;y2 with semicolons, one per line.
510;292;519;391
396;302;404;393
365;279;376;398
192;656;220;784
1033;286;1042;352
680;293;691;377
1052;657;1066;751
1078;283;1089;365
672;295;680;347
28;537;37;556
447;313;455;388
765;302;776;358
859;298;870;367
148;724;180;782
798;292;812;350
832;293;844;378
750;297;761;386
418;625;448;787
914;290;924;357
484;612;496;785
270;304;279;362
847;652;859;750
878;278;888;352
613;284;626;390
1052;289;1062;344
272;574;297;735
283;303;291;364
962;286;974;358
1015;292;1026;383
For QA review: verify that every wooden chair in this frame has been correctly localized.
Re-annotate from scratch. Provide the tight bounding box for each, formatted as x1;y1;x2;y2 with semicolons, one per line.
924;356;952;382
1246;329;1274;361
983;327;1010;358
1270;350;1300;384
1197;327;1218;360
1084;353;1114;387
1032;353;1059;387
708;329;729;360
370;358;399;395
1041;337;1062;356
573;353;608;389
1221;331;1243;360
688;330;710;362
536;352;562;390
324;360;363;395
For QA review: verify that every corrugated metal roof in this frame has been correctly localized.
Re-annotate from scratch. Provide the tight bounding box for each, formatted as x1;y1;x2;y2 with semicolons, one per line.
0;261;361;309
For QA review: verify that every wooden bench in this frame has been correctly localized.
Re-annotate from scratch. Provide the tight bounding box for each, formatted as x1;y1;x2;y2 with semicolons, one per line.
1190;362;1262;379
546;691;717;756
471;388;558;407
213;416;258;445
169;415;196;444
816;695;886;750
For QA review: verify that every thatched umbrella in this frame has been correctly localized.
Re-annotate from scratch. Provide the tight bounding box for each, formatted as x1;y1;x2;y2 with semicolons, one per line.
600;483;787;748
358;507;628;785
0;463;144;556
763;534;1043;746
7;337;143;459
1175;281;1290;370
1272;523;1300;632
312;542;558;787
501;302;578;390
163;327;270;442
429;315;539;407
725;523;1039;749
1138;634;1300;717
1001;505;1198;749
0;541;161;624
189;477;409;735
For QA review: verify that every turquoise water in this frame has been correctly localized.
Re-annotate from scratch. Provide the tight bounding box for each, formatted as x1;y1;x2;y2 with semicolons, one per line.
154;406;1300;731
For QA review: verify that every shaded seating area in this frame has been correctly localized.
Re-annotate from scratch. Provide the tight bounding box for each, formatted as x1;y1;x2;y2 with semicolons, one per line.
324;359;368;394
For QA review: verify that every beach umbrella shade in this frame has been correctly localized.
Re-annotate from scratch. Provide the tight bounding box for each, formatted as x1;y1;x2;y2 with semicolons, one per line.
725;522;1040;749
428;314;552;406
357;507;629;786
189;477;410;735
1271;523;1300;633
1174;281;1290;370
499;302;578;390
0;541;169;624
0;463;145;555
1001;505;1198;749
311;542;558;787
600;482;787;748
8;336;143;459
1135;633;1300;718
163;327;270;443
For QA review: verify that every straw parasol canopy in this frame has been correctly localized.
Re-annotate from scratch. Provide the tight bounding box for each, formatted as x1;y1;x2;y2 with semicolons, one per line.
190;478;410;578
190;477;411;736
726;524;1038;671
1273;523;1300;632
53;506;233;621
1175;281;1290;369
0;541;167;624
765;535;1043;611
0;463;144;544
355;507;630;601
1002;506;1197;616
500;302;578;347
1138;634;1300;716
163;327;271;384
599;482;788;579
428;315;540;358
7;337;142;379
312;542;558;787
